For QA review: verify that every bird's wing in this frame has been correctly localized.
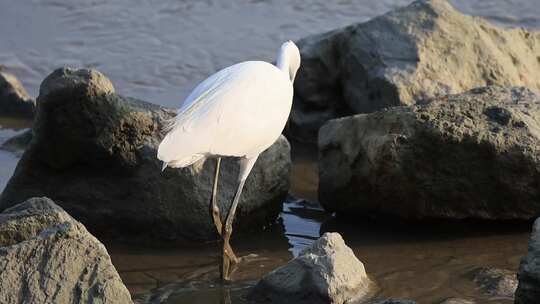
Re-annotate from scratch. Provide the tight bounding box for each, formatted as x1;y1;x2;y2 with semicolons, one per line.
159;62;259;163
163;68;234;133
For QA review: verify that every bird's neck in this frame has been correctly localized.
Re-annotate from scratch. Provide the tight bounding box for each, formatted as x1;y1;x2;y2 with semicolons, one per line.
276;51;290;77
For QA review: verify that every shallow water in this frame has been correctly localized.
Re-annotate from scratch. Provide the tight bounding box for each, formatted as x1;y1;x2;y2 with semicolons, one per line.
108;197;530;304
0;1;538;303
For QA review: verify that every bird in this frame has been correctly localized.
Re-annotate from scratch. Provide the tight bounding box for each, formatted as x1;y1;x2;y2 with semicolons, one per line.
157;41;301;281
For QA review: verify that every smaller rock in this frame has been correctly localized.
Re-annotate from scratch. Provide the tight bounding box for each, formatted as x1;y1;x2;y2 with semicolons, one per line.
438;298;476;304
516;218;540;304
0;67;35;118
249;232;372;304
472;267;517;298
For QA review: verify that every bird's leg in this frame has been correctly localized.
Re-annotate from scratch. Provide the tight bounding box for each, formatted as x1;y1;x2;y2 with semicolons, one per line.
211;157;223;235
221;157;258;281
211;157;238;264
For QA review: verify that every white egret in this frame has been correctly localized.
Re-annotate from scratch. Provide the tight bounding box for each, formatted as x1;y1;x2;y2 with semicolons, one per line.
158;41;301;280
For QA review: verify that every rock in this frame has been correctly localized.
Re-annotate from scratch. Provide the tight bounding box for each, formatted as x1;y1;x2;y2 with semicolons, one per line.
1;129;32;154
319;86;540;220
438;299;475;304
0;67;291;243
516;218;540;304
472;267;517;298
289;0;540;142
0;197;132;304
249;232;372;304
0;67;35;118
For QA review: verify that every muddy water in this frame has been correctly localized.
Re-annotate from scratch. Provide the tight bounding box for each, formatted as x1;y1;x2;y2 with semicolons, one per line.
0;0;538;303
107;198;530;304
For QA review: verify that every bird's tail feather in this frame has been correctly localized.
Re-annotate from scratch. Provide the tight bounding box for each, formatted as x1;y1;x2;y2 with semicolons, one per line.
165;154;205;169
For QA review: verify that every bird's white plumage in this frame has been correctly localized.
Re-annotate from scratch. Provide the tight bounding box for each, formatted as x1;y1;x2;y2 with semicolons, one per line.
158;60;293;168
158;41;301;280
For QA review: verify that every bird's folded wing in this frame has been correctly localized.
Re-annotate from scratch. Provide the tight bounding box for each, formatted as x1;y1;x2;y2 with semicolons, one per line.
164;69;234;133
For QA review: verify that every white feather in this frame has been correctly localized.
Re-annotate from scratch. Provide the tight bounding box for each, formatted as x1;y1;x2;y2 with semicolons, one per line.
158;41;300;169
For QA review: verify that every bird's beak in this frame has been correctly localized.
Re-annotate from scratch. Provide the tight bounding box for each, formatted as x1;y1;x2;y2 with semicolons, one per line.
161;162;168;172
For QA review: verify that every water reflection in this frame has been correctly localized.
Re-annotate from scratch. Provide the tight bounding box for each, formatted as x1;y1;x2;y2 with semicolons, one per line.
280;195;329;257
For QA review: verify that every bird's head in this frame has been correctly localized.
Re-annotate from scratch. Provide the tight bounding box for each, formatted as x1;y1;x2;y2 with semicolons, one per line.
278;40;301;82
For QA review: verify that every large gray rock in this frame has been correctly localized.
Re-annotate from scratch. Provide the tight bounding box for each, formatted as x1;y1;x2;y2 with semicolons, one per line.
0;197;132;304
290;0;540;142
0;67;35;118
516;218;540;304
0;67;291;243
319;86;540;220
249;232;372;304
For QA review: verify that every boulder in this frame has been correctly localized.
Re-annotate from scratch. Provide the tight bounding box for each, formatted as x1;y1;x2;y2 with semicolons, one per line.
290;0;540;142
319;86;540;220
0;197;132;304
0;68;291;243
249;232;372;304
0;67;35;118
516;218;540;304
472;267;517;298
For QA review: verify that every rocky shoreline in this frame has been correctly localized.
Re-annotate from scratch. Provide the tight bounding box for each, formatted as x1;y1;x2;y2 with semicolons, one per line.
1;0;540;303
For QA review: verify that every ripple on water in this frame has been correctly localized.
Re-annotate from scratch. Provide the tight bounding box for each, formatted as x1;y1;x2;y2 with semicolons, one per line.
1;0;539;107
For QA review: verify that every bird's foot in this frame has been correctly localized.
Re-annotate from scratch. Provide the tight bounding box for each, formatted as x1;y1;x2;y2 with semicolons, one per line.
237;253;258;263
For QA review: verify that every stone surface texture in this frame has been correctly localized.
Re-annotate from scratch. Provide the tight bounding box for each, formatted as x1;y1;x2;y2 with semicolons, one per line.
319;86;540;220
0;197;132;304
250;232;371;304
